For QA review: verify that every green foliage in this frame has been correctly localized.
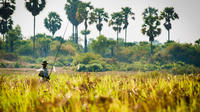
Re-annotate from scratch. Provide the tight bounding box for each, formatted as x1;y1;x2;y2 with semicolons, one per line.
0;50;18;61
90;35;116;57
65;0;84;44
50;41;76;56
73;53;101;65
0;62;23;68
160;7;179;31
81;30;90;35
153;43;200;67
141;7;161;53
73;53;113;72
37;37;51;57
0;0;16;20
55;56;73;66
17;40;32;56
109;12;124;42
195;38;200;45
0;17;13;36
160;7;179;41
19;56;35;63
25;0;46;56
161;62;200;74
76;63;103;72
89;8;109;35
25;0;46;16
6;25;23;52
44;12;62;37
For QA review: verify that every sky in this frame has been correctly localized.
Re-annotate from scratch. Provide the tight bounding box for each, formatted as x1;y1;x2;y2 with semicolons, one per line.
9;0;200;44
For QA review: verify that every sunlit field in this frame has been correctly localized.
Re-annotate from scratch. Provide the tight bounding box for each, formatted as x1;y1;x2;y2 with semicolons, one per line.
0;71;200;112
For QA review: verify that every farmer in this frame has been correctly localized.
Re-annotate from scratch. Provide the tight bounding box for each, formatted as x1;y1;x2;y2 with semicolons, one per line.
39;61;50;81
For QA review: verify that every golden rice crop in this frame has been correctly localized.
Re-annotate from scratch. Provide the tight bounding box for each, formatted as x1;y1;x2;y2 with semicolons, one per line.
0;72;200;112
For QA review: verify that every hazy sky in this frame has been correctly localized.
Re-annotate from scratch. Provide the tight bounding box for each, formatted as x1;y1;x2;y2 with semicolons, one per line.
10;0;200;44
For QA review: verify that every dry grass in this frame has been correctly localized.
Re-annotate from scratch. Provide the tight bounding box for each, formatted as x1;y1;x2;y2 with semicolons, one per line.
0;71;200;112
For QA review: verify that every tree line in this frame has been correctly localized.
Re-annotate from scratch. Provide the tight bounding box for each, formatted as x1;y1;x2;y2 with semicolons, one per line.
0;0;181;56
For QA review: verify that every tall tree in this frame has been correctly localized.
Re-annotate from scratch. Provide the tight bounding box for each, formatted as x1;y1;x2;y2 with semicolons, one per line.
109;12;124;43
0;17;13;41
121;7;135;45
77;2;93;52
65;0;83;45
195;38;200;45
90;35;110;56
25;0;46;57
81;30;90;52
6;25;22;52
0;0;15;41
0;0;15;20
44;12;62;38
89;8;109;36
160;7;179;41
141;7;161;54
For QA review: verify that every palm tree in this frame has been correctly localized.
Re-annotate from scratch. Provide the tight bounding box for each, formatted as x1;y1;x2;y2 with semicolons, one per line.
109;12;124;43
81;30;90;52
121;7;135;45
25;0;46;57
77;2;93;52
195;38;200;45
0;0;15;41
65;0;84;45
0;17;13;41
0;0;15;20
160;7;179;41
44;12;62;38
141;7;161;54
89;8;109;36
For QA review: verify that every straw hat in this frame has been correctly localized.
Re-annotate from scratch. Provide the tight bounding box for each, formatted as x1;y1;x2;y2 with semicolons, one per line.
42;61;48;65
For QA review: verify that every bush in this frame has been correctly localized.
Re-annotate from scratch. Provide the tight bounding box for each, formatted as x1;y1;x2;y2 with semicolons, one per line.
88;63;103;72
0;51;18;61
76;63;103;72
17;45;32;56
0;63;7;68
19;56;36;63
14;62;23;68
153;43;200;67
73;53;101;65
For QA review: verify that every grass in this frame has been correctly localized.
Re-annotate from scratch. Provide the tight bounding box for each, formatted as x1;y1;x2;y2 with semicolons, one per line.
0;71;200;112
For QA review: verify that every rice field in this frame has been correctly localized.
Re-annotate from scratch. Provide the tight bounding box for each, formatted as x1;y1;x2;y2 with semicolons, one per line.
0;71;200;112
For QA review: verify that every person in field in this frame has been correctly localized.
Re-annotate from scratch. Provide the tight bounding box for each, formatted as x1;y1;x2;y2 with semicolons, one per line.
38;61;50;81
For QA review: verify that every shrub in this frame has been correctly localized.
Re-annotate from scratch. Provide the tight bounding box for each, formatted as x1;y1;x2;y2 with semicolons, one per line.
0;51;18;61
17;45;32;56
88;63;103;72
19;56;36;63
0;63;7;68
76;63;103;72
73;53;101;65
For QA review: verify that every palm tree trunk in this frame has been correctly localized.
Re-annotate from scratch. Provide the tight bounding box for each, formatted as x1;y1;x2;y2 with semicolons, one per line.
72;25;74;42
33;16;36;57
168;29;170;41
111;47;114;57
52;33;54;38
117;26;119;44
6;38;8;52
84;34;87;52
150;41;152;54
3;34;4;42
84;21;88;53
75;26;78;44
125;28;127;46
